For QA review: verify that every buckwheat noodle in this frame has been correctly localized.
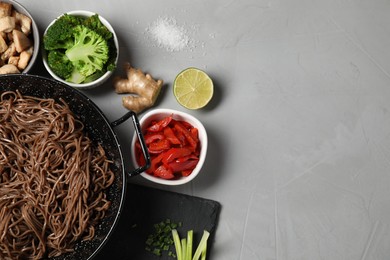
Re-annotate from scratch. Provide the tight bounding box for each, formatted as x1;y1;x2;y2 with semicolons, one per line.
0;91;115;259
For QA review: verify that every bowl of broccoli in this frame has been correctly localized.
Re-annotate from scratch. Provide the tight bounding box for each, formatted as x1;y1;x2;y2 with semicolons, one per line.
42;10;118;89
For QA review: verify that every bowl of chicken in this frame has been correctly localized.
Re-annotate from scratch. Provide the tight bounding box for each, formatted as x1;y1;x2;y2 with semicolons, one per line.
0;0;39;74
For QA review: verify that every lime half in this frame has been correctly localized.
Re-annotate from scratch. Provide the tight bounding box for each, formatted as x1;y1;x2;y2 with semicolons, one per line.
173;68;214;109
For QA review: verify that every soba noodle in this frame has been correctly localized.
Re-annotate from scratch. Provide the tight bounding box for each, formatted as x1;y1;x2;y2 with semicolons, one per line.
0;91;115;259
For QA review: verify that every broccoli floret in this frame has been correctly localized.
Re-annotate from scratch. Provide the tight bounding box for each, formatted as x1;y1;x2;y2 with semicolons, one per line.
65;25;109;78
105;39;117;72
66;67;86;84
47;50;87;84
82;14;117;73
83;14;113;41
84;70;105;83
43;14;83;50
47;50;73;79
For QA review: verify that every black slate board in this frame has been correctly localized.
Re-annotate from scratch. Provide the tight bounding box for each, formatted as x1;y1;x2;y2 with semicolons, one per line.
95;184;221;260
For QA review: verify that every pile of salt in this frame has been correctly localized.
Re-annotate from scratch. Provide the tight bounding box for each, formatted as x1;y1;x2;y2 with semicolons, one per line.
147;17;190;52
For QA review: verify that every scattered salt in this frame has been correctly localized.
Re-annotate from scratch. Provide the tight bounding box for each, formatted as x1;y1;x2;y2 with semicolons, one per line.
146;17;191;52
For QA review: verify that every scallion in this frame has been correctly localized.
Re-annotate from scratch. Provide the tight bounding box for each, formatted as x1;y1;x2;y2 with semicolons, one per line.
172;229;182;260
171;229;210;260
192;230;210;260
186;230;193;260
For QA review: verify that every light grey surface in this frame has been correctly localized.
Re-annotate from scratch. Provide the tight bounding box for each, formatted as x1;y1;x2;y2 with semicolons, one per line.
19;0;390;259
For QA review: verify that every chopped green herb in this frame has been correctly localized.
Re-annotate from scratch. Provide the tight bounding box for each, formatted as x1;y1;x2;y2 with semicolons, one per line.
145;219;180;257
131;224;138;229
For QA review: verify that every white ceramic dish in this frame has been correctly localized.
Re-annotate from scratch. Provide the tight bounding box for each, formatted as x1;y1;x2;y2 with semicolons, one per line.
131;108;208;185
42;10;118;89
1;0;39;73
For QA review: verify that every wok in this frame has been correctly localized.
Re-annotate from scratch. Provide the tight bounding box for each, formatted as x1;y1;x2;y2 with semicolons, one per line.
0;74;150;259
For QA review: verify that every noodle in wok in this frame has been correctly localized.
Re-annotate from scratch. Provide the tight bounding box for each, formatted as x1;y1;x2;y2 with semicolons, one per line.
0;91;115;259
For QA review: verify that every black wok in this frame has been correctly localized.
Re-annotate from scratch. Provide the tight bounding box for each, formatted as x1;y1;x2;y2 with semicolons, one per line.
0;74;150;259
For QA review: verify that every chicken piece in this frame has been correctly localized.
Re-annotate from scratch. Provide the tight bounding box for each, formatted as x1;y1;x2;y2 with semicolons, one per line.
0;64;20;74
12;29;30;52
8;55;19;66
0;2;12;18
0;34;7;53
17;46;32;70
12;10;31;35
1;42;15;61
0;16;15;32
6;31;11;41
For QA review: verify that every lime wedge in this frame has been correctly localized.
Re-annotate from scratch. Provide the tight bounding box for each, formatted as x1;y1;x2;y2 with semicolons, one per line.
173;68;214;109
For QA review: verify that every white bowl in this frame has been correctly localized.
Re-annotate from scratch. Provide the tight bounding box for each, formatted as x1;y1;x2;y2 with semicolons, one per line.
131;108;208;185
1;0;39;73
42;10;118;89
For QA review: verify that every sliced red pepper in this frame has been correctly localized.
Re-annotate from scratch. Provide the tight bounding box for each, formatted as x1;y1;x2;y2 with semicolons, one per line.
146;153;164;174
148;139;171;153
182;169;193;177
163;127;181;145
144;132;165;144
168;159;199;173
180;120;194;130
174;121;197;150
190;128;199;143
173;128;186;146
154;165;174;179
147;115;172;132
175;154;198;163
137;147;146;166
161;147;192;164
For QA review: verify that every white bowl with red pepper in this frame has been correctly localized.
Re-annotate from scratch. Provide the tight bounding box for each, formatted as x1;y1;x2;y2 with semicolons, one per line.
131;108;208;185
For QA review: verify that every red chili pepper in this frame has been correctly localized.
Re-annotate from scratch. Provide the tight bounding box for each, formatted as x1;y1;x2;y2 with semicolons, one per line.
147;115;172;132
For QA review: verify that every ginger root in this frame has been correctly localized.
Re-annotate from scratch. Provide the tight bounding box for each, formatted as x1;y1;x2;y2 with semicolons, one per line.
114;63;163;114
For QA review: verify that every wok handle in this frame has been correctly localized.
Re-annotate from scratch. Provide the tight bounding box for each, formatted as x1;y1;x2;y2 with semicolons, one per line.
111;111;151;177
